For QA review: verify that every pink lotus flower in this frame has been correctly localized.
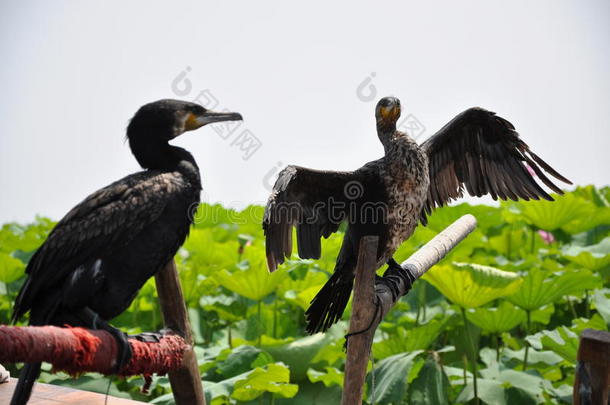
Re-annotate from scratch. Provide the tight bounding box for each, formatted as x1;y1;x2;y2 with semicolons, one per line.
538;230;555;244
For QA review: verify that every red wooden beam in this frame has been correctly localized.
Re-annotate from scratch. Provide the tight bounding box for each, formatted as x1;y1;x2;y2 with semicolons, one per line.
0;325;188;376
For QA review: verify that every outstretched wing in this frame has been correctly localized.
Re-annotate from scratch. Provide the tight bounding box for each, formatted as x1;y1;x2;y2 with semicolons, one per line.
12;170;189;322
263;165;377;272
420;107;571;223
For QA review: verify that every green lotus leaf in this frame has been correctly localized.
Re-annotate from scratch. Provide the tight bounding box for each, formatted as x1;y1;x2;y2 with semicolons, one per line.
263;325;344;381
503;193;610;233
466;301;526;333
193;203;241;229
508;268;599;311
563;207;610;235
572;185;610;207
284;285;324;312
214;252;287;301
182;228;239;276
200;294;246;323
0;218;53;255
530;304;555;325
456;377;539;405
0;252;25;284
279;269;328;311
501;347;563;366
367;351;424;404
373;317;452;358
592;288;610;326
562;237;610;273
571;314;607;333
408;359;450;405
232;362;298;401
423;203;503;233
479;347;546;401
45;375;132;400
424;262;522;309
316;233;345;272
216;345;273;379
487;226;533;259
526;326;578;363
306;366;343;388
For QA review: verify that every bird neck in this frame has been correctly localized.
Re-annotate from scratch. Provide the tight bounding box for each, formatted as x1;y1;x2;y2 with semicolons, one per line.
377;121;396;153
128;136;178;170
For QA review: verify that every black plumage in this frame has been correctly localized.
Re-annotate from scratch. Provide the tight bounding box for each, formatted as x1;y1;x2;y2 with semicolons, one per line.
263;97;571;334
10;99;242;405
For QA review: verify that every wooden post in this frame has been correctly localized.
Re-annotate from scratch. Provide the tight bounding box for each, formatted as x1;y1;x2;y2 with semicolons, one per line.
573;328;610;405
341;236;379;405
155;260;205;405
341;215;478;404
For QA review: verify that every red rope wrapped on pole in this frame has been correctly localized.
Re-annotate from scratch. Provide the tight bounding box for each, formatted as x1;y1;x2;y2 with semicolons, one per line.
0;325;188;376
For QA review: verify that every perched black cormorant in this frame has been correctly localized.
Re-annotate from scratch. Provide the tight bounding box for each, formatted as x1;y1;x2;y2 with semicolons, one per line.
263;97;571;334
10;99;242;405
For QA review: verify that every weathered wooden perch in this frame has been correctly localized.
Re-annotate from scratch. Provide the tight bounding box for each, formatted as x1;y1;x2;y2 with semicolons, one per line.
155;259;206;405
0;379;148;404
1;260;205;404
341;214;478;405
0;364;9;384
573;328;610;405
0;325;188;375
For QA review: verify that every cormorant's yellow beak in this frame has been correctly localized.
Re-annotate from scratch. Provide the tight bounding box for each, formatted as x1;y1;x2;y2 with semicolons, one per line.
185;110;243;131
379;105;401;121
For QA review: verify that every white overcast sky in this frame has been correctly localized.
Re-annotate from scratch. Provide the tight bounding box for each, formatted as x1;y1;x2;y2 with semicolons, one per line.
0;1;608;223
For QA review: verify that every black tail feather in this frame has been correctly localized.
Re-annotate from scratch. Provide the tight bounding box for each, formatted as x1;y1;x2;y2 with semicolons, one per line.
10;363;41;405
305;270;354;334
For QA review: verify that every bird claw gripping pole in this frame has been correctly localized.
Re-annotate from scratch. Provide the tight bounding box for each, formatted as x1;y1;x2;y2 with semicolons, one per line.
380;260;417;302
343;259;416;350
343;259;417;349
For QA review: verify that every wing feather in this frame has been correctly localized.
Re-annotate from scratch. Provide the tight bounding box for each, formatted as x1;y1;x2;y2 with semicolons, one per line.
263;165;376;272
421;108;571;221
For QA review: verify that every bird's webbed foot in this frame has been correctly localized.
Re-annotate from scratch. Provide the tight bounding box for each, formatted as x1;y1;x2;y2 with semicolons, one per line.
378;258;416;301
129;328;172;343
76;307;132;374
106;326;132;374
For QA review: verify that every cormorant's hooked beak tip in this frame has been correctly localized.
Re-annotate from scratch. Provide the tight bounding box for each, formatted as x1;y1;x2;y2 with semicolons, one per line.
186;111;243;131
376;97;401;123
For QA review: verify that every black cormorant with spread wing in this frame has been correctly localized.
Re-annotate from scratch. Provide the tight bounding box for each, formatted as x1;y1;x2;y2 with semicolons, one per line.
263;97;571;334
10;99;242;405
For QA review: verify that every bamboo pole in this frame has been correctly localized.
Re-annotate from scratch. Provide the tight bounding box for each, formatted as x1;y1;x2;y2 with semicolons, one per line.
155;259;205;405
341;214;478;404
